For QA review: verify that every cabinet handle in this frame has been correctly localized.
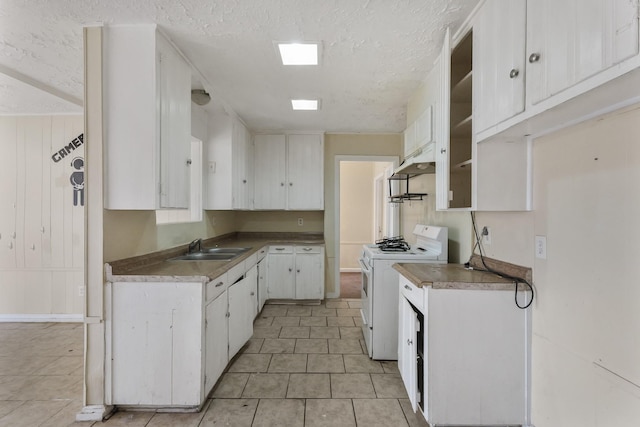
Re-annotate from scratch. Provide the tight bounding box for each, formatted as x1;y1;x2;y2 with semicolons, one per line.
8;242;12;249
250;292;255;296
186;159;192;166
509;68;519;78
407;339;413;345
226;312;230;318
31;244;36;250
289;182;293;186
215;281;224;287
280;182;285;186
303;247;312;251
296;269;300;273
275;247;285;251
289;268;292;272
529;53;540;63
404;285;412;291
41;226;45;233
440;148;446;154
242;179;247;184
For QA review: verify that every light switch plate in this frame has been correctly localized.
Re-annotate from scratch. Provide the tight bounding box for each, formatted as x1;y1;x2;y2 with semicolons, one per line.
535;235;547;259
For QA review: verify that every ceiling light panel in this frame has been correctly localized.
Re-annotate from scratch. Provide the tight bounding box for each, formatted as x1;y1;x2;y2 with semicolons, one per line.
291;99;319;110
278;43;319;65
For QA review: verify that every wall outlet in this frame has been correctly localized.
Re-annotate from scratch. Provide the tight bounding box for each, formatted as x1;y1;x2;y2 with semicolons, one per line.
535;235;547;259
482;226;491;245
297;218;304;226
78;286;85;297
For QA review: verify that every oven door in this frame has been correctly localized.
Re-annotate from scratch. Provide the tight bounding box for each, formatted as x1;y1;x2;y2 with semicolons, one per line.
359;256;373;357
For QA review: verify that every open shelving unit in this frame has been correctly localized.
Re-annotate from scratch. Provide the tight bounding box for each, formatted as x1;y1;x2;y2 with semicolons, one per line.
448;30;473;209
388;173;428;203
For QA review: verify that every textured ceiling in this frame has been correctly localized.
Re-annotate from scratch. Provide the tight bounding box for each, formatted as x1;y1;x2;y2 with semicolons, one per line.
0;0;479;132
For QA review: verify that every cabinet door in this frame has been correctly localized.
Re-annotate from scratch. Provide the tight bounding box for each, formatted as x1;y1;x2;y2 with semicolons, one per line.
158;34;191;209
473;0;526;132
257;258;267;312
228;276;254;358
295;252;324;300
232;120;253;210
435;27;452;211
0;117;17;268
403;121;417;158
287;134;324;210
254;134;286;209
205;290;228;394
266;253;295;299
398;295;419;412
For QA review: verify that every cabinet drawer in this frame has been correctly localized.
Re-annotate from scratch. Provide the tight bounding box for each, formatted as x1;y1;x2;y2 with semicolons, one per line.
245;252;258;269
295;245;323;254
400;275;424;313
206;274;228;302
228;261;246;284
256;246;268;261
269;245;293;254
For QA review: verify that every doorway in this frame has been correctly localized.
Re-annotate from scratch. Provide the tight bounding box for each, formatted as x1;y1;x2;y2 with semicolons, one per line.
335;157;398;298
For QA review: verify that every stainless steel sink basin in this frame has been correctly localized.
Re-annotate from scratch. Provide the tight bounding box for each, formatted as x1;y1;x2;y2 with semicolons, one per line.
201;247;251;254
169;252;237;261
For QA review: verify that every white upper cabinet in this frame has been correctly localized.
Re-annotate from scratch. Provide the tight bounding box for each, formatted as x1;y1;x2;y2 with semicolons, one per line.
526;0;639;106
473;0;526;133
403;121;417;158
254;133;324;210
253;134;287;209
204;112;253;210
104;25;191;210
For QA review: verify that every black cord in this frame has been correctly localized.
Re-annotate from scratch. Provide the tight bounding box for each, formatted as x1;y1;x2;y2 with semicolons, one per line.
469;212;534;309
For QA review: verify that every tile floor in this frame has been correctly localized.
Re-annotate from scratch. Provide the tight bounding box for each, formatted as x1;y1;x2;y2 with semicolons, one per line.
0;299;429;427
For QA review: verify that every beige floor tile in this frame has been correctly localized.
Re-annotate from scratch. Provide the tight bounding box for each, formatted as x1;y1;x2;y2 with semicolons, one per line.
371;374;409;398
299;317;327;327
243;338;264;353
347;300;362;309
343;355;384;373
200;398;258;427
260;338;296;354
260;305;289;317
324;301;349;309
287;373;331;398
327;317;354;327
381;360;400;374
252;326;282;339
305;398;356;427
212;373;250;398
294;339;328;354
268;354;307;373
330;373;376;398
309;326;340;339
252;398;304;427
312;307;337;317
353;398;409;427
44;399;90;427
339;327;364;340
0;356;59;376
336;308;360;317
286;306;313;317
0;376;40;400
353;316;363;326
0;400;77;427
307;354;345;373
398;398;430;427
279;326;310;339
146;409;206;427
227;354;272;373
10;374;82;400
272;316;300;326
328;339;364;354
359;339;368;354
101;411;154;426
253;316;274;327
0;400;23;419
34;355;84;376
241;373;289;398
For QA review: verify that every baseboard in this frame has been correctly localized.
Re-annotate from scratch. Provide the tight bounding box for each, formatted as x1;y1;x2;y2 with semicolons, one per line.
0;314;83;323
340;268;361;273
76;405;114;422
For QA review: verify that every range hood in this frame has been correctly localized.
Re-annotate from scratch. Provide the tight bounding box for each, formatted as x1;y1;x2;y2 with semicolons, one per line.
394;144;436;175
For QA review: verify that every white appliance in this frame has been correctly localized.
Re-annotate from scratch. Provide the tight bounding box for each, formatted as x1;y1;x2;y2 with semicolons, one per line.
359;224;447;360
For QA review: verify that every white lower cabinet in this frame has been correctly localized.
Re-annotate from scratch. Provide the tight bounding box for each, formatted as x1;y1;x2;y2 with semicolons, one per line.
266;245;324;300
205;289;228;394
257;257;267;313
398;275;529;426
228;265;257;359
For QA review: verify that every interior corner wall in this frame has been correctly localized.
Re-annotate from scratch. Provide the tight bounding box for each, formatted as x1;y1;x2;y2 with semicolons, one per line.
0;115;84;317
476;104;640;427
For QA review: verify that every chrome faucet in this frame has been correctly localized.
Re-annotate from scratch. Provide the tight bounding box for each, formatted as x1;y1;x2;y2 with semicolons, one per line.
188;238;202;254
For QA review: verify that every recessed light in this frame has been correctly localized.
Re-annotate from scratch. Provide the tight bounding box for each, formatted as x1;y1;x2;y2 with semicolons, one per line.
291;99;319;110
277;43;318;65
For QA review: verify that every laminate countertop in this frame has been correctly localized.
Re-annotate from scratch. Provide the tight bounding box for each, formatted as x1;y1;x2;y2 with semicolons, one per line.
393;262;529;291
105;232;324;283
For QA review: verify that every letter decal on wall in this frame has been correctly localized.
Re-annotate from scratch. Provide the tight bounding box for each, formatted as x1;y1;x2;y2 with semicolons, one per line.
51;133;83;163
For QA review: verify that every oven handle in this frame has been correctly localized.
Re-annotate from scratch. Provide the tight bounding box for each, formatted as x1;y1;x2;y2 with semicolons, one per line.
358;258;371;275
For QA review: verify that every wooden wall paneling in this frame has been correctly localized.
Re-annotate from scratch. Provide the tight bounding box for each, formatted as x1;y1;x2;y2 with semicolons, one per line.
49;117;66;269
14;119;26;269
23;117;44;269
41;116;53;269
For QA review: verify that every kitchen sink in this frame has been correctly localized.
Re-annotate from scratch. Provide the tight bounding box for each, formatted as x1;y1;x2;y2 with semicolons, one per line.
169;252;238;261
201;247;251;254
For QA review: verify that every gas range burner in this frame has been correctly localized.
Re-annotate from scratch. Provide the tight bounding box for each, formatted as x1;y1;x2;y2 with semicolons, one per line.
375;236;410;252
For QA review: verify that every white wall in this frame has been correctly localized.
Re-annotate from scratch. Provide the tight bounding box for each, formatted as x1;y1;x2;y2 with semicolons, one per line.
476;104;640;427
0;115;84;318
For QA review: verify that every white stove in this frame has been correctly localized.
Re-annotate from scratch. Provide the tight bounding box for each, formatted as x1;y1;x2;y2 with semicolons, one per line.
359;225;447;360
